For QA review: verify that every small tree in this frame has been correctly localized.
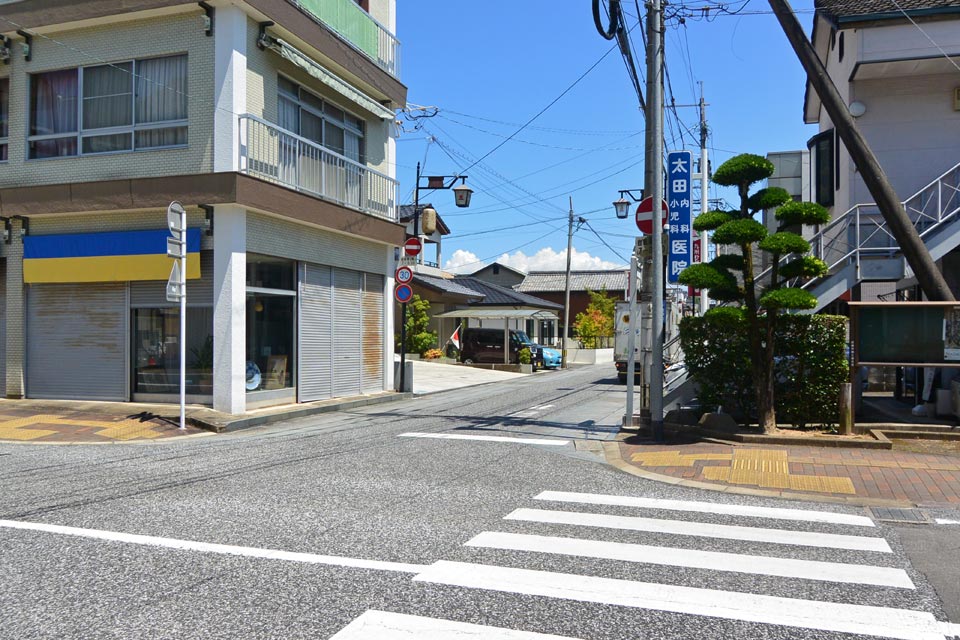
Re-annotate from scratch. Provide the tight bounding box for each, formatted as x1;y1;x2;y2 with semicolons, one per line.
573;287;616;348
400;294;437;356
678;153;829;433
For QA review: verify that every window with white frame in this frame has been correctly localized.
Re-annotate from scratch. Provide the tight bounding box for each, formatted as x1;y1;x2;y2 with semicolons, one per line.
0;77;8;161
277;76;365;164
28;54;187;159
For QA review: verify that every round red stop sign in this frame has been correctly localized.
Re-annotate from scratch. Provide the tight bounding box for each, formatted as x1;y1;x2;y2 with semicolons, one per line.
636;197;669;235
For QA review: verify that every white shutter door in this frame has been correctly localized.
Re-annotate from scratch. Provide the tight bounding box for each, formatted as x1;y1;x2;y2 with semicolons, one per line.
298;263;333;402
27;283;128;401
332;267;362;397
0;263;5;388
361;273;384;393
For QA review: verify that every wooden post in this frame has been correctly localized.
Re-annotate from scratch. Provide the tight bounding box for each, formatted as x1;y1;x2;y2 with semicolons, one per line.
839;382;854;435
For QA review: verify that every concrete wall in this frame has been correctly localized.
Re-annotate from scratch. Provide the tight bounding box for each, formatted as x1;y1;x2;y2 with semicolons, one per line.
0;10;214;188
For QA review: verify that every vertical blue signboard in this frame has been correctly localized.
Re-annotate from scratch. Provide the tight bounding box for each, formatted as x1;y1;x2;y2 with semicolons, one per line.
667;150;693;283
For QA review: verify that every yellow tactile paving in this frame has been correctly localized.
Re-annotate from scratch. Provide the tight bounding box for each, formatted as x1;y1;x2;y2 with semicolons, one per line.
0;413;171;442
0;415;64;440
789;456;960;472
631;452;694;466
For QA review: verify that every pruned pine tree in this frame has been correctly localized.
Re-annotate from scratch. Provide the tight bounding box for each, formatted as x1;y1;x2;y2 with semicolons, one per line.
678;153;830;433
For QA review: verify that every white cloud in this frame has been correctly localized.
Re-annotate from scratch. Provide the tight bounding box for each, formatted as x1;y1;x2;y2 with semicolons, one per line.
498;247;624;272
444;247;625;275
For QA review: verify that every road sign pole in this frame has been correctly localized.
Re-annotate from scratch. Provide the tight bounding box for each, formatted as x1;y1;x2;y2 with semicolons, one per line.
179;203;186;431
399;302;407;392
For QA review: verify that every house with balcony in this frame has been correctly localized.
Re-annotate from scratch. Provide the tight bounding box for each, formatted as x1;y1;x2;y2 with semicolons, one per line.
0;0;406;413
801;0;960;307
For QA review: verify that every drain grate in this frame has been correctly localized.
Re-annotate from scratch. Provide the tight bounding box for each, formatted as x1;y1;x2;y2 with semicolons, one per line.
870;507;931;524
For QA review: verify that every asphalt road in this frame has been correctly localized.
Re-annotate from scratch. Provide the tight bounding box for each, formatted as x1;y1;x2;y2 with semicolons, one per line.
1;365;958;639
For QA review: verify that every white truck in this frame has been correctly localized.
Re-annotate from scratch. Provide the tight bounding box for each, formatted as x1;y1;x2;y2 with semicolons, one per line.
613;300;642;384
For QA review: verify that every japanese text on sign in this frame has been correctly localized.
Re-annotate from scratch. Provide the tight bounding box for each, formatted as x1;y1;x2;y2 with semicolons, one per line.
667;150;693;283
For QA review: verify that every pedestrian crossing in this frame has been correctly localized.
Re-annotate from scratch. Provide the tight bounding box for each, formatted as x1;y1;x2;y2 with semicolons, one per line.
330;489;954;640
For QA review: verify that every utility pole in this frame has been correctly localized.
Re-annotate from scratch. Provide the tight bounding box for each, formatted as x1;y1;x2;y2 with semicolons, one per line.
645;0;666;441
767;0;954;302
698;82;710;316
562;197;574;369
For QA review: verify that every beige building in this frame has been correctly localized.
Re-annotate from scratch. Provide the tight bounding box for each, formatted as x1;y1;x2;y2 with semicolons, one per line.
0;0;406;413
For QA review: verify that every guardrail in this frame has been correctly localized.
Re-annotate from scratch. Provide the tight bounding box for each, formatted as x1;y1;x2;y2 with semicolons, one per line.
239;114;398;222
287;0;401;78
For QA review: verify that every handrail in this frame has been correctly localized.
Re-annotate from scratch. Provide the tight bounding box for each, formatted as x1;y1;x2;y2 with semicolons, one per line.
238;114;398;221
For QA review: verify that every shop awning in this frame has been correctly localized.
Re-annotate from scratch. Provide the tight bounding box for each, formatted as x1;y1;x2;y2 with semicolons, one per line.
262;36;396;121
434;309;558;321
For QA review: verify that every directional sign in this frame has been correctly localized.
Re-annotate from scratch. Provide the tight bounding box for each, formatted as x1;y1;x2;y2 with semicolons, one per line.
166;236;184;259
395;266;413;284
166;261;183;302
404;237;422;256
667;150;693;283
635;197;668;235
395;283;413;304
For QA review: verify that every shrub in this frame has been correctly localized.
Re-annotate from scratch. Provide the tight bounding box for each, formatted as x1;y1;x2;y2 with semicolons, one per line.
518;347;532;365
423;348;444;360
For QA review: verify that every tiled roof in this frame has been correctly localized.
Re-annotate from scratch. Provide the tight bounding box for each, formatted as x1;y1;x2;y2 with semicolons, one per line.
515;270;628;293
452;277;563;309
413;273;485;299
817;0;960;19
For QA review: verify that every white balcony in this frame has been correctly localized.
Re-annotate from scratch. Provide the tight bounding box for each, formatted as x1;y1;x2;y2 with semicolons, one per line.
239;114;398;222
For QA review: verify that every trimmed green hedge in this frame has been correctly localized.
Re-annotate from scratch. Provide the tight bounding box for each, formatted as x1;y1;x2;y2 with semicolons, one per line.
679;314;848;426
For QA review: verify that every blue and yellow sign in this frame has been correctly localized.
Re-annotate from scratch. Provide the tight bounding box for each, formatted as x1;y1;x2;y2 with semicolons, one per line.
23;229;201;284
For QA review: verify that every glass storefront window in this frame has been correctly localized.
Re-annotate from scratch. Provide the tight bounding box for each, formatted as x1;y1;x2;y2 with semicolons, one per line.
247;254;295;290
133;307;214;395
246;294;295;392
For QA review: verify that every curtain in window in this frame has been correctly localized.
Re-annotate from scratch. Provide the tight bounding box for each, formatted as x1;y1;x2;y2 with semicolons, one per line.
135;55;187;148
0;78;8;161
30;69;78;157
83;63;132;130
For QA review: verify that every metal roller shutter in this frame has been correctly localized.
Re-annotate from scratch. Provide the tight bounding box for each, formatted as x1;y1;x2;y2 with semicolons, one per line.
361;273;384;393
27;283;128;401
298;263;333;402
332;267;362;398
0;262;5;387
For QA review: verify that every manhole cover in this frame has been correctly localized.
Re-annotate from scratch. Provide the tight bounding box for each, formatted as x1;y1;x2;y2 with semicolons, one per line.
870;507;930;524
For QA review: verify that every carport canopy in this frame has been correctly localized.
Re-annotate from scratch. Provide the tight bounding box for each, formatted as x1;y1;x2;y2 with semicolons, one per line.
434;309;559;364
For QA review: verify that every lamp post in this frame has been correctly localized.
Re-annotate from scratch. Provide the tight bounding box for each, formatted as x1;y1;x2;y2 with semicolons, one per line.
614;190;644;428
398;162;472;392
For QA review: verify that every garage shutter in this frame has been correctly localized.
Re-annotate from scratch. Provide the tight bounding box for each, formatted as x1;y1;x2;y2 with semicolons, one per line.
298;263;333;402
361;273;384;393
332;267;362;398
27;283;127;401
0;262;5;388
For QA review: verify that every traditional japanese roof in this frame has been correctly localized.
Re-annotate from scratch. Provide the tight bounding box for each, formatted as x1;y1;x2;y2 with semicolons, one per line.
398;204;451;235
469;262;528;279
413;273;485;300
515;270;628;293
452;276;562;309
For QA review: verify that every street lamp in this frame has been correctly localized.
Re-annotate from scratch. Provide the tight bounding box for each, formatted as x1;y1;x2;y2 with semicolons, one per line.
613;189;645;429
398;163;472;392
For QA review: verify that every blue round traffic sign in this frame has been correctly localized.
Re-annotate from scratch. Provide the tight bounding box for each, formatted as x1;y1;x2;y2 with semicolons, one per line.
395;283;413;304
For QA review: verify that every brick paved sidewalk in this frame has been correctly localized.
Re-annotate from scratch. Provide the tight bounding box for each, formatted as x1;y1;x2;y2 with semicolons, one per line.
615;440;960;507
0;404;208;443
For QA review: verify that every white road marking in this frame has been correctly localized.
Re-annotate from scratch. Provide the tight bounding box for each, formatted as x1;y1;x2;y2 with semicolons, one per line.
536;490;876;527
0;520;426;573
935;519;960;525
532;405;555;410
505;508;892;553
398;432;569;446
413;561;946;640
329;610;581;640
466;531;913;588
941;621;960;638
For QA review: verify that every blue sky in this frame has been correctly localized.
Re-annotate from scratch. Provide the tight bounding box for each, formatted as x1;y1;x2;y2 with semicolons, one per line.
394;0;819;273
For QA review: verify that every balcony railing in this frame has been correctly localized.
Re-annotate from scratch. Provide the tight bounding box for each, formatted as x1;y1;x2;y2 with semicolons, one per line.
287;0;401;78
239;114;398;222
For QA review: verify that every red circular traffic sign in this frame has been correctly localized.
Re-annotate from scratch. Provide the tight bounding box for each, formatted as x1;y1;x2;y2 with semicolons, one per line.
395;266;413;284
404;237;422;256
635;197;668;235
395;283;413;303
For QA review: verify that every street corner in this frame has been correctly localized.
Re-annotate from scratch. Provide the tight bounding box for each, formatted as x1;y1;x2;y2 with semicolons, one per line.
611;439;960;507
0;409;211;444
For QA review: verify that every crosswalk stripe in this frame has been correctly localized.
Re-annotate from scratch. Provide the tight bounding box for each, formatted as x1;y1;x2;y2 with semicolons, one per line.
466;531;914;588
328;610;582;640
935;519;960;525
505;508;892;552
535;490;876;527
398;432;569;446
412;561;945;640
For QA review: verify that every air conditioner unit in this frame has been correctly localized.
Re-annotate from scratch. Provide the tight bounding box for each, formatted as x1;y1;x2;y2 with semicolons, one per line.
951;379;960;419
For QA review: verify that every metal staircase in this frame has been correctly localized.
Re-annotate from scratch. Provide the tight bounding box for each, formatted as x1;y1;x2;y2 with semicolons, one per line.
759;160;960;312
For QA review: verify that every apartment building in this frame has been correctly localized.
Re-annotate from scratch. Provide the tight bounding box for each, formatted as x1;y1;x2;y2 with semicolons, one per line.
0;0;406;413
